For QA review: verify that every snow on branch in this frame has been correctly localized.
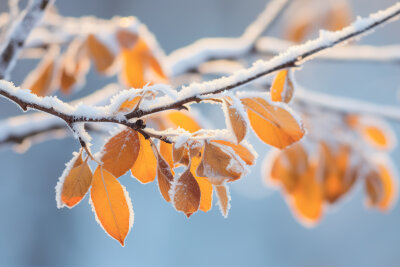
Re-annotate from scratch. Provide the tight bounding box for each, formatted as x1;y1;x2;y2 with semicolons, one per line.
126;2;400;119
0;0;53;79
166;0;291;76
256;36;400;64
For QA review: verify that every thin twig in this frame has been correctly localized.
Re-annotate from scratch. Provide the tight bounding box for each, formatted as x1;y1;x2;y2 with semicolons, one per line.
0;0;53;79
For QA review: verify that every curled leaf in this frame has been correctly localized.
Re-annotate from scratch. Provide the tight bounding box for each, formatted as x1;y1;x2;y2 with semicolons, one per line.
270;70;294;103
224;98;247;143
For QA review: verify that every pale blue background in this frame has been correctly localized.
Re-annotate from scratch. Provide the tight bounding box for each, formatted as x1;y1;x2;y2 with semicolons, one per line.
0;0;400;266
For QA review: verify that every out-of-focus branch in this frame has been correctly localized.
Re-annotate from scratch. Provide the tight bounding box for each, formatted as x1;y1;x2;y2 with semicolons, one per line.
166;0;291;76
255;36;400;64
0;0;53;79
126;3;400;119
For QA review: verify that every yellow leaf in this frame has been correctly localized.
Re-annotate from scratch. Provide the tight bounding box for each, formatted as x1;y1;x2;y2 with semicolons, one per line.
91;166;133;246
101;129;140;178
241;97;304;149
131;133;157;183
211;140;255;166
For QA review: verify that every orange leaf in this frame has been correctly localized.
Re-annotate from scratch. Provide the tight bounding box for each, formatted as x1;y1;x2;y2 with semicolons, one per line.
211;140;255;166
22;48;58;96
165;110;201;133
90;166;133;246
131;133;157;183
101;129;140;178
191;155;213;212
291;163;324;226
160;142;174;169
214;183;230;218
171;168;201;217
285;15;313;43
117;96;142;113
224;99;247;143
365;161;397;211
60;156;93;208
361;125;394;150
241;97;304;149
324;1;351;32
270;70;294;103
87;34;115;73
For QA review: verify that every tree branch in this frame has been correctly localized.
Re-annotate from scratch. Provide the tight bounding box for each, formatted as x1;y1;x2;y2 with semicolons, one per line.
166;0;291;76
0;0;53;79
126;2;400;119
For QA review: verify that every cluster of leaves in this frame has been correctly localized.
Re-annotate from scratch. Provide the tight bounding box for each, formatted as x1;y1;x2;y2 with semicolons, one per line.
22;18;166;96
264;106;398;226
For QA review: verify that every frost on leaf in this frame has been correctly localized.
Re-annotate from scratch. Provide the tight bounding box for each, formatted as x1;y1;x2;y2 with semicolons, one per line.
241;97;304;149
214;183;231;218
196;141;246;184
131;133;157;183
224;97;247;143
164;110;201;133
170;167;201;218
101;128;140;178
90;166;133;246
56;151;92;209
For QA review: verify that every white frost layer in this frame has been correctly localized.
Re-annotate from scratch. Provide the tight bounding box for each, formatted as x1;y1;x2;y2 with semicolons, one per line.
166;0;289;76
256;36;400;63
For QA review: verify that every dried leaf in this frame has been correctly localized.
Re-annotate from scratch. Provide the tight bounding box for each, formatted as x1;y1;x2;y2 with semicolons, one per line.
131;133;157;183
211;140;255;166
270;70;294;103
225;99;247;143
241;97;304;149
101;129;140;178
61;157;93;208
171;168;201;217
90;166;133;246
153;145;174;202
214;183;230;218
87;34;115;73
196;141;244;184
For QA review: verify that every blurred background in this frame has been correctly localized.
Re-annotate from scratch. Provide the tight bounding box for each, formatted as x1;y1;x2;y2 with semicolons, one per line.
1;0;400;266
